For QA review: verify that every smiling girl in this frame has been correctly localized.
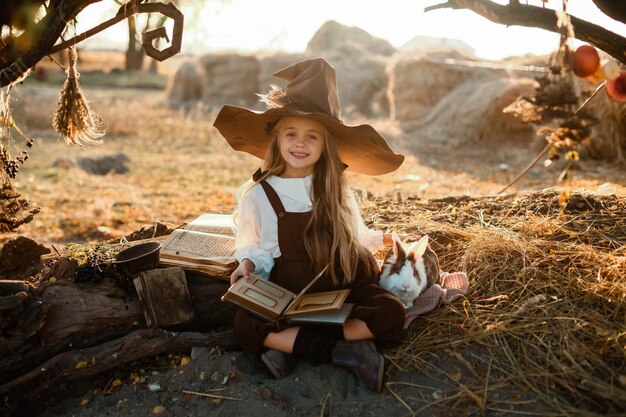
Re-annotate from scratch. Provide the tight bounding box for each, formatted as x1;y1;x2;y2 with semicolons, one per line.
213;58;406;392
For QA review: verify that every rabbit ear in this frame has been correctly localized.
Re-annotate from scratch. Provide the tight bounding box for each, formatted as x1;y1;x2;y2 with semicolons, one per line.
391;231;406;261
408;235;429;259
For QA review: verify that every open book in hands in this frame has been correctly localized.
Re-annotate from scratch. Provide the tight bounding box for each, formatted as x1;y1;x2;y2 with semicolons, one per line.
221;270;353;324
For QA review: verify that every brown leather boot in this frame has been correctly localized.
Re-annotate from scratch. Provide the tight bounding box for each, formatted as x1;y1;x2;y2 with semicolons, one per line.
331;340;385;392
261;349;298;379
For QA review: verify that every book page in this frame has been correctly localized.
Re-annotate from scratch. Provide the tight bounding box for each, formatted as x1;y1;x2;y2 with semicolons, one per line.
161;229;235;261
159;257;234;275
184;213;235;236
287;303;354;325
299;292;341;308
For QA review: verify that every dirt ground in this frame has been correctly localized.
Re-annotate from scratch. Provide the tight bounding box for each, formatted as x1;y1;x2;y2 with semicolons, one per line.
3;70;626;417
36;344;553;417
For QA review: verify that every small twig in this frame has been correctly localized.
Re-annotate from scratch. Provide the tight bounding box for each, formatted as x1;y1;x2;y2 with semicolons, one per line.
495;142;551;195
46;54;65;71
557;160;573;183
385;382;416;416
51;244;61;257
482;358;492;412
424;1;453;12
181;389;242;401
319;392;331;417
496;81;607;196
384;353;406;372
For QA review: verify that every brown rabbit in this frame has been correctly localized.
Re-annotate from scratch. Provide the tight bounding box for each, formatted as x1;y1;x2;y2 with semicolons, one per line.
378;232;440;308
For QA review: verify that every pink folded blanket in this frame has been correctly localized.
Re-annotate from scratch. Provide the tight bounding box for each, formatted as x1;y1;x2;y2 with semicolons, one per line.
404;271;468;329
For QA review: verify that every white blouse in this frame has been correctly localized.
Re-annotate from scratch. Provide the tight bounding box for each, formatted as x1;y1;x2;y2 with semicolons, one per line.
234;174;384;279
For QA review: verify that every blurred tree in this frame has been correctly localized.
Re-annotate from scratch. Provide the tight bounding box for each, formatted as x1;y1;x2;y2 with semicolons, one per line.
112;0;213;72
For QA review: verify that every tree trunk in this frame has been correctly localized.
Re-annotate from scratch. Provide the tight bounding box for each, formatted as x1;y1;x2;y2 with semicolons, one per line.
124;15;145;71
0;271;237;416
149;58;158;73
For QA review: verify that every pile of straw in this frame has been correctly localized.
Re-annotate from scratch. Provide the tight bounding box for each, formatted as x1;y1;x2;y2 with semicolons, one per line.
365;189;625;416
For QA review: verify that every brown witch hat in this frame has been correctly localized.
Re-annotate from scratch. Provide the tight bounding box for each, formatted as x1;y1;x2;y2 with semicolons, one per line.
213;57;404;176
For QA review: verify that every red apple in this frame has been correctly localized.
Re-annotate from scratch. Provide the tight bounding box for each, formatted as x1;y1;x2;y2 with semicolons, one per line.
572;45;600;77
606;71;626;102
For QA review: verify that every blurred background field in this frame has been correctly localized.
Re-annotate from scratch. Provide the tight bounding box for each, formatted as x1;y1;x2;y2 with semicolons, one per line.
8;48;626;244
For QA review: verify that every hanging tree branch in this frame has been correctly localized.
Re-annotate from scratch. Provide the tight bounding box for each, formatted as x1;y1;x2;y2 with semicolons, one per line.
425;0;626;66
0;0;184;87
0;0;102;87
50;1;183;61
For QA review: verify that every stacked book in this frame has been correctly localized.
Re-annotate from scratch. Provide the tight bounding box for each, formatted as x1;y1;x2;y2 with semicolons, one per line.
159;213;237;280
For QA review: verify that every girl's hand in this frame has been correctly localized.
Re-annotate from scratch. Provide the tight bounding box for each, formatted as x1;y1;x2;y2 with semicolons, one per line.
230;258;255;285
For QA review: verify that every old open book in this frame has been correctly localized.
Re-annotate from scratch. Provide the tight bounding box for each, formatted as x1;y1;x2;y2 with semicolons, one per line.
159;213;237;279
221;267;354;324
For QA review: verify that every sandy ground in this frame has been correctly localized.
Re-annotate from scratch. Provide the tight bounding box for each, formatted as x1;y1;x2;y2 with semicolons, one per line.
37;343;554;417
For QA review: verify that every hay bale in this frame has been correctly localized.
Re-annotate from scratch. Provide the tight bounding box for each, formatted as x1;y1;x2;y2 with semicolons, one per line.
415;77;537;146
165;61;205;106
197;53;260;110
584;91;626;163
388;52;471;124
306;20;396;57
479;78;538;143
322;52;390;118
305;21;395;117
388;53;538;146
399;35;475;57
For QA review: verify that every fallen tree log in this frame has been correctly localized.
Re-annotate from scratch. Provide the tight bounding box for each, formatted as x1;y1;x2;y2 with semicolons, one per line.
0;271;236;385
0;328;237;417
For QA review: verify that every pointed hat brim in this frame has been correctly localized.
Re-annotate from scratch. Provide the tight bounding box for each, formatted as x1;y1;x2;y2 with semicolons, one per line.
213;105;404;176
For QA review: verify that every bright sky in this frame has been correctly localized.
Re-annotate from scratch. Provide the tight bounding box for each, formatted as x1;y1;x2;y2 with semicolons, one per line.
78;0;626;61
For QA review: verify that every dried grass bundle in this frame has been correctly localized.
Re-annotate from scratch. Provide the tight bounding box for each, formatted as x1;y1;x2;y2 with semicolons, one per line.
52;47;105;147
257;85;295;109
368;190;626;416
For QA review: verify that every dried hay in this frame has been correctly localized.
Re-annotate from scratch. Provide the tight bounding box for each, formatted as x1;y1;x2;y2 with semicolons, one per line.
197;54;259;108
584;90;626;164
0;181;40;231
52;48;105;147
409;77;537;147
364;189;625;415
165;61;205;107
388;54;540;148
388;53;471;123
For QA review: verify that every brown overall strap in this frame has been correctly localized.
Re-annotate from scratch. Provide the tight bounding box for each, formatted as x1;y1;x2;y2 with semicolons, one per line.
259;180;286;218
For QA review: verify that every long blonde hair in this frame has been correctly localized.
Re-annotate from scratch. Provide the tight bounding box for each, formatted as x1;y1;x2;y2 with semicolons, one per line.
234;116;373;286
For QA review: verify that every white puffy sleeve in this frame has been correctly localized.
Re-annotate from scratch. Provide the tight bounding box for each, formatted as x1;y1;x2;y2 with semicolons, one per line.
346;186;384;254
234;189;275;279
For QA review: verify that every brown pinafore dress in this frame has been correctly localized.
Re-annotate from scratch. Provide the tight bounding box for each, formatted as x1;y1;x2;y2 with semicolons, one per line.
232;180;405;353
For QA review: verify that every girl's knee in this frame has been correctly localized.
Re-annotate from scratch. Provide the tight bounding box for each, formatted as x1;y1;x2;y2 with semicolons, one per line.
373;295;406;344
232;310;266;353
